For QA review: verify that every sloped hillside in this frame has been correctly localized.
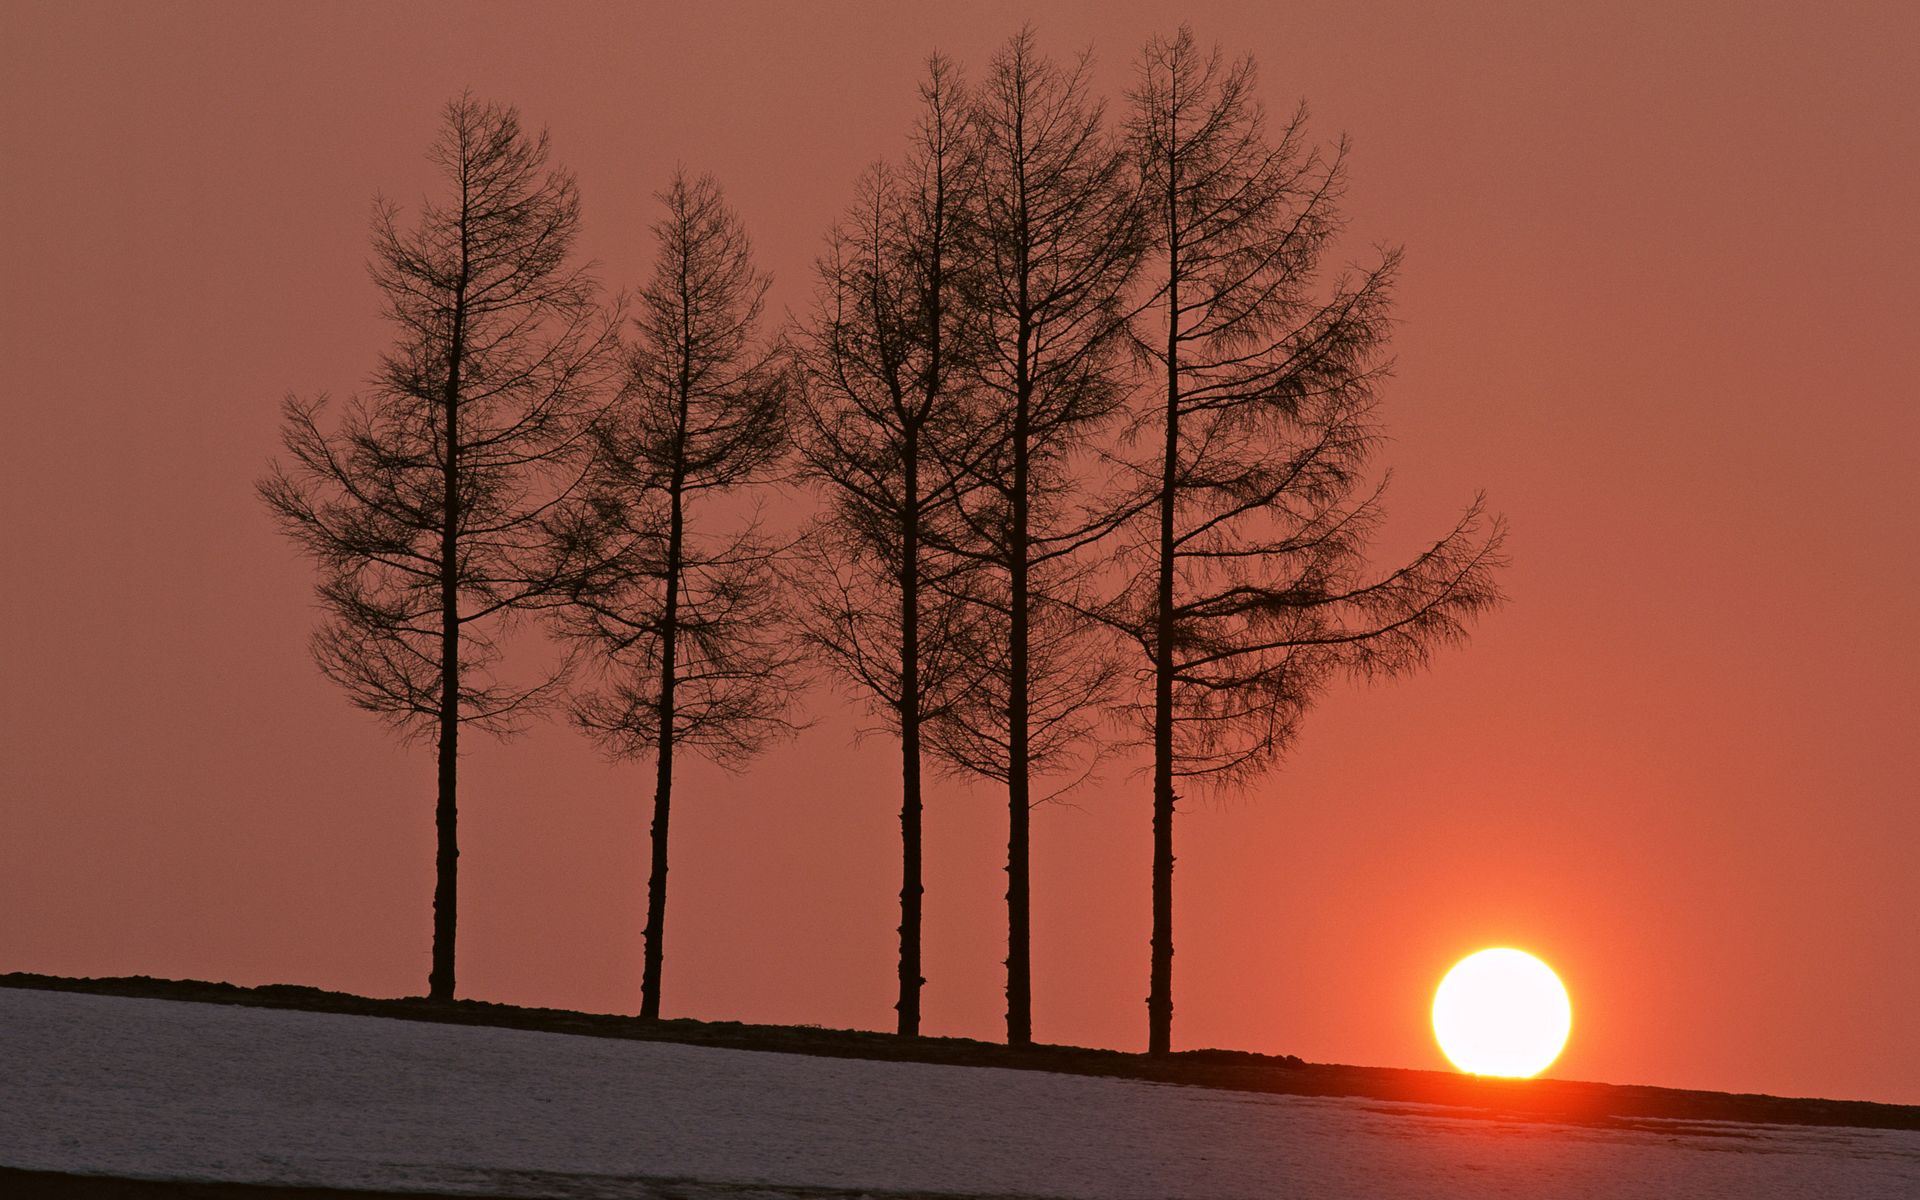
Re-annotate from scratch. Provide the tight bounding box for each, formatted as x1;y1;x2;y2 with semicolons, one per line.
2;987;1915;1199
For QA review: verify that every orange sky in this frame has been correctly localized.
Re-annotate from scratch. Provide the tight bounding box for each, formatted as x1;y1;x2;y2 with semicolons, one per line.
2;1;1915;1104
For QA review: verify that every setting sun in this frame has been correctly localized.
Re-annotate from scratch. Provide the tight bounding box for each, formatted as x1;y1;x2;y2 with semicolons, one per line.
1432;948;1572;1078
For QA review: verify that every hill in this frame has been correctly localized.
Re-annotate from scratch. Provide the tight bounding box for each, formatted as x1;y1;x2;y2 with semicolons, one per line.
3;976;1917;1198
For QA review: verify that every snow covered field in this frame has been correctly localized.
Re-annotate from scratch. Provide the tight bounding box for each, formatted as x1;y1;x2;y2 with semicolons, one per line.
2;988;1915;1199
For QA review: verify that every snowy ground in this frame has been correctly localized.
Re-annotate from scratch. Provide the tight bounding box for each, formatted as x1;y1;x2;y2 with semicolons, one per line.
2;988;1915;1199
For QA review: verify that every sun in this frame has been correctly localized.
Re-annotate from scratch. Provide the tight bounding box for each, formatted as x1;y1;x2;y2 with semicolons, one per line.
1432;947;1571;1077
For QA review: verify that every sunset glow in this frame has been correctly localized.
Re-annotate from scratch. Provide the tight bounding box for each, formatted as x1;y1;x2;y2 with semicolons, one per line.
1432;949;1572;1078
4;0;1915;1114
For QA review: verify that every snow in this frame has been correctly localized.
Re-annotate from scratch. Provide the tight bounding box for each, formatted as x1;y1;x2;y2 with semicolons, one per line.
2;988;1915;1199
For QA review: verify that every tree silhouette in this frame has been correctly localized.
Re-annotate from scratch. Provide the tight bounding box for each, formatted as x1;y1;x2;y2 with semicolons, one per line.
1121;28;1508;1054
790;56;988;1038
936;29;1144;1047
259;95;620;1001
558;170;800;1022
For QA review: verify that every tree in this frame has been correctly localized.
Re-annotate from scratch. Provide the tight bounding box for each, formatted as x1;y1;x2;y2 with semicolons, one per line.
1122;28;1507;1053
937;28;1144;1046
558;170;799;1022
790;56;986;1038
259;95;620;1001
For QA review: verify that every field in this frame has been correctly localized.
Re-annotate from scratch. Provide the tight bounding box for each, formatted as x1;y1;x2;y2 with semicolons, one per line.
3;978;1916;1199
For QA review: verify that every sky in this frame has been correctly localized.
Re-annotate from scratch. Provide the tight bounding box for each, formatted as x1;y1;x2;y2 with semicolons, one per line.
2;1;1915;1105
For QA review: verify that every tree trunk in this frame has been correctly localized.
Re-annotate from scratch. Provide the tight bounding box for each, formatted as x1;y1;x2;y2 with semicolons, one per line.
429;263;468;1005
995;57;1038;1048
642;467;685;1021
431;682;459;1002
1148;220;1179;1056
1006;327;1034;1048
897;432;923;1038
1001;104;1037;1039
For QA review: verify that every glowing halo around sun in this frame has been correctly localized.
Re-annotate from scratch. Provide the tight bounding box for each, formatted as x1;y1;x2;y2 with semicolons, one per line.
1432;948;1572;1078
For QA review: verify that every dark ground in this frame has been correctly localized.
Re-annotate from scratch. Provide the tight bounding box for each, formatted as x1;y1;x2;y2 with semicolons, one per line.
0;1166;924;1200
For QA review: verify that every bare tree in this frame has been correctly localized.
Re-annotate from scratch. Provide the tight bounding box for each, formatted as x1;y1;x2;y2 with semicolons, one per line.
1122;28;1508;1053
259;95;620;1001
936;28;1144;1047
790;56;986;1038
557;171;800;1022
